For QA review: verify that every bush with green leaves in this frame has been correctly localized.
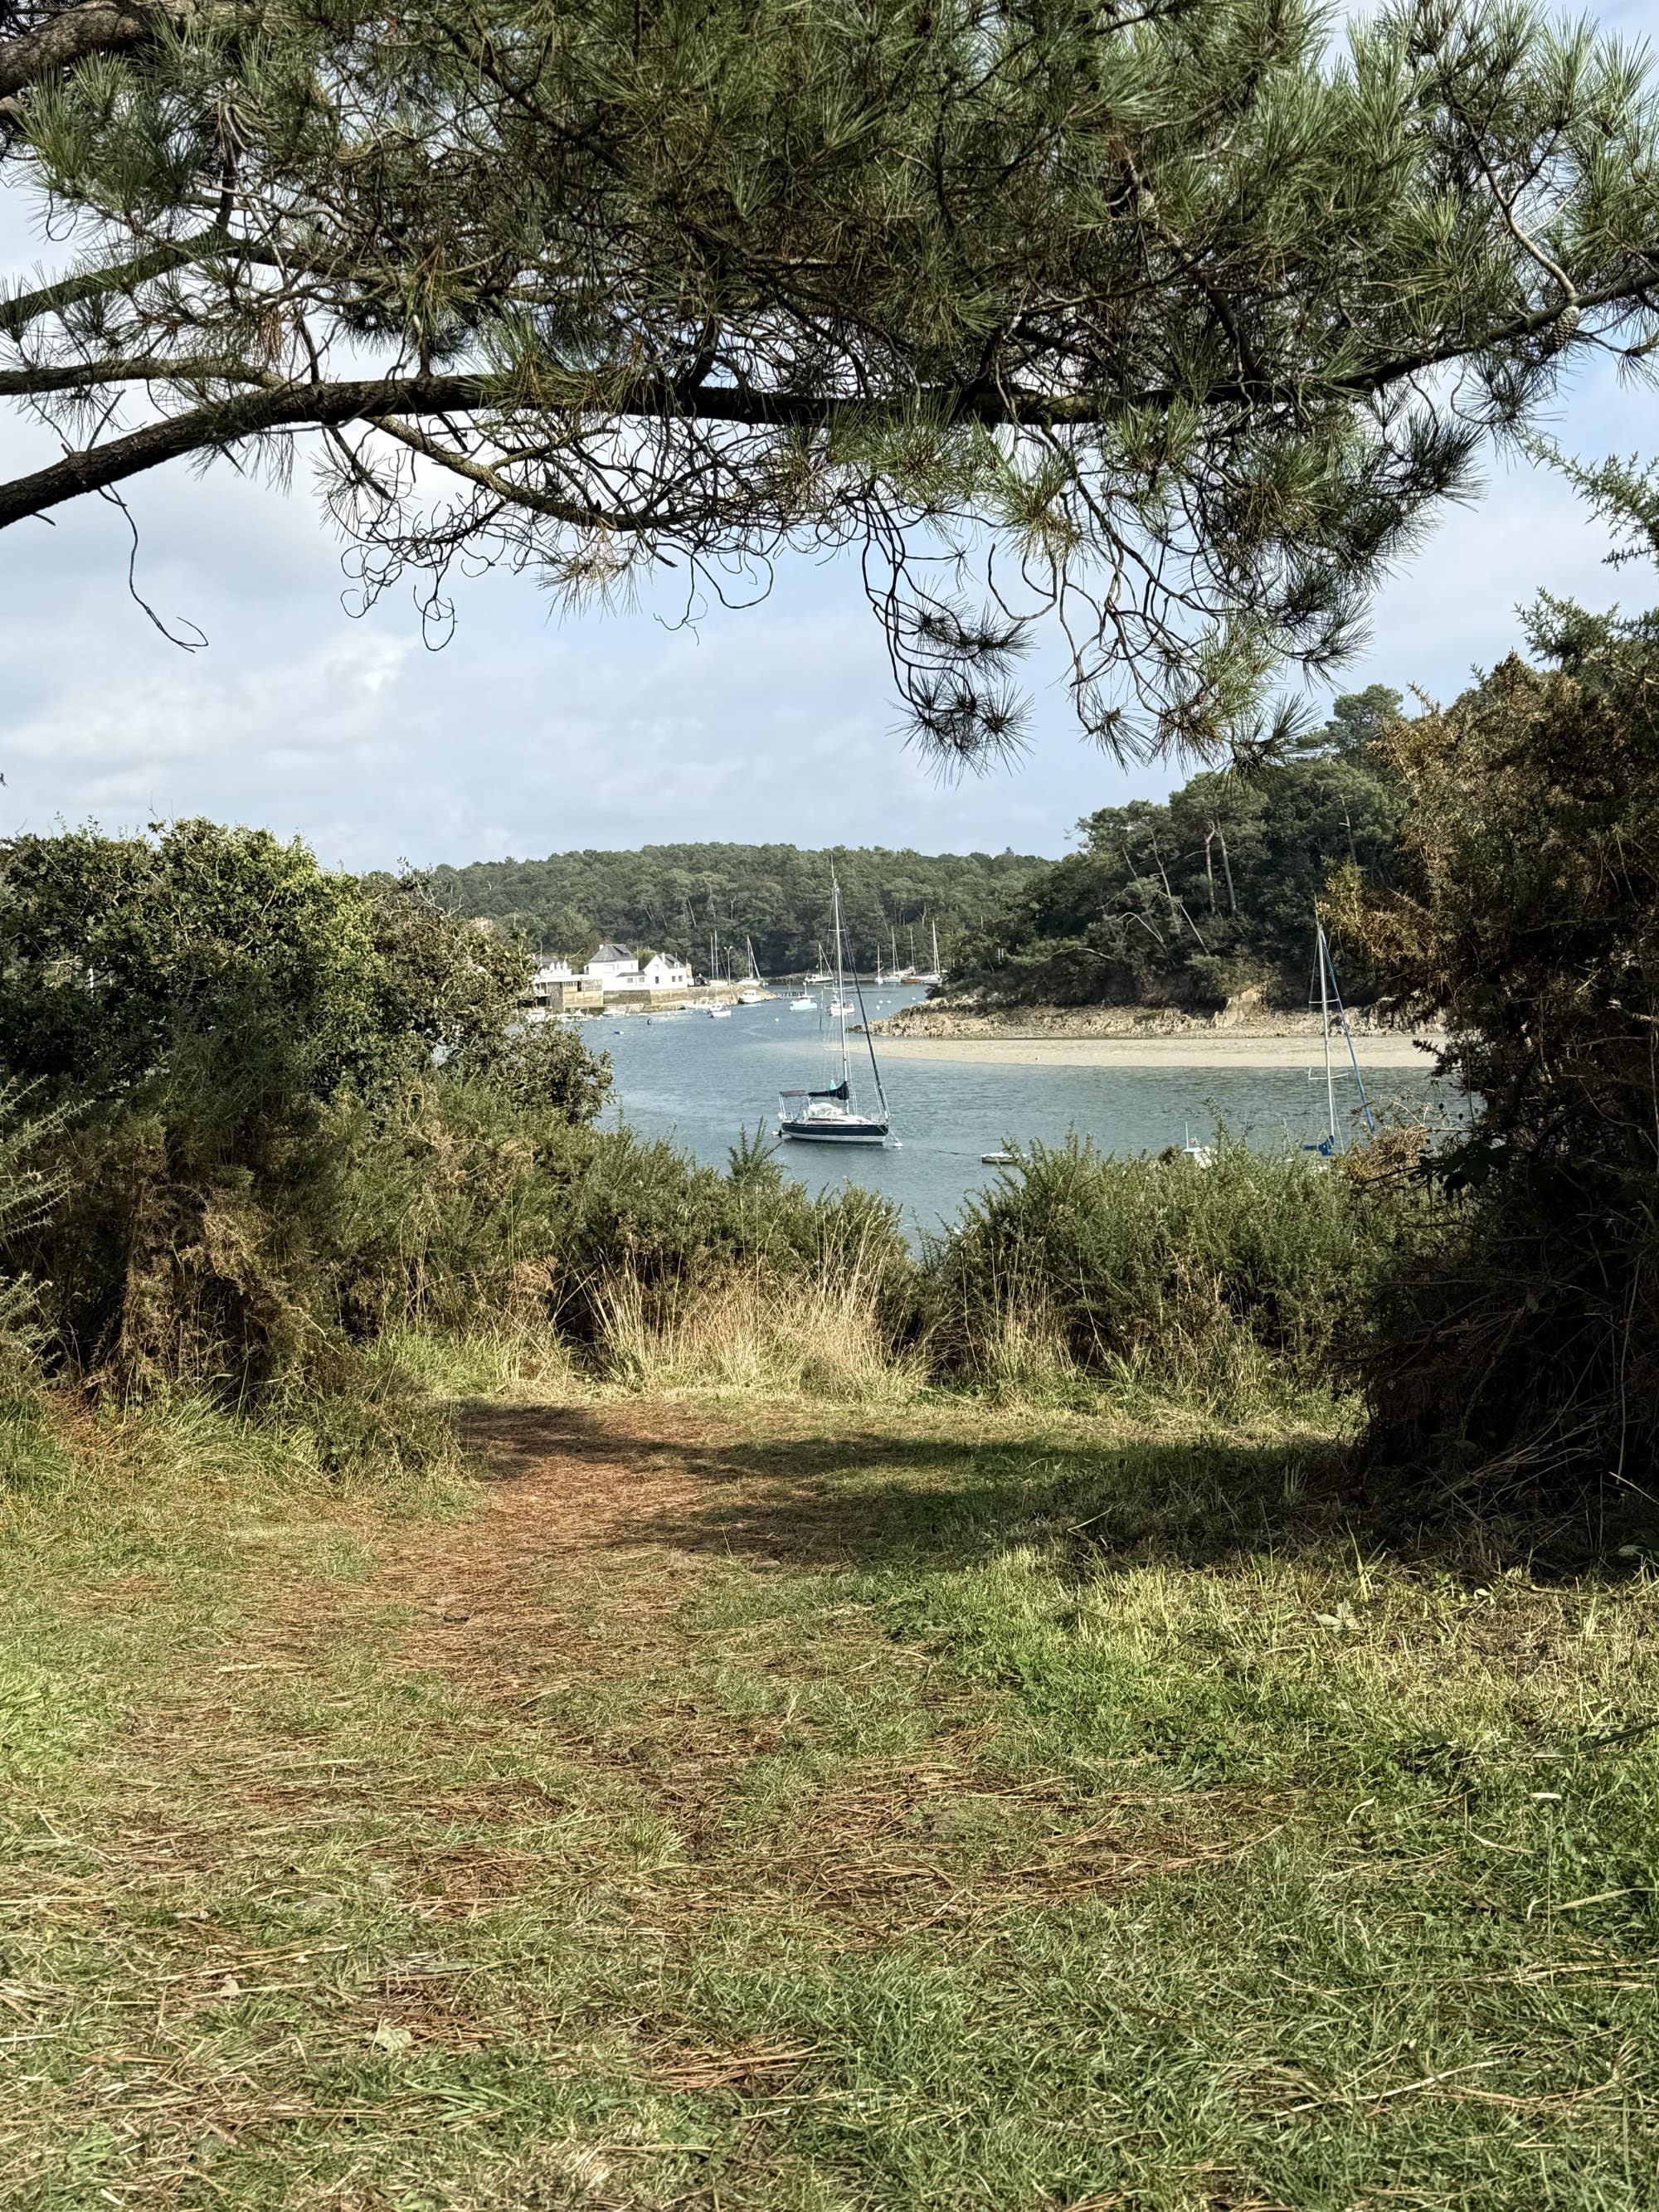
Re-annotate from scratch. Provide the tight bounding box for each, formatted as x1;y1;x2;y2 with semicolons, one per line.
1332;601;1659;1493
0;821;611;1398
926;1135;1394;1405
0;820;530;1111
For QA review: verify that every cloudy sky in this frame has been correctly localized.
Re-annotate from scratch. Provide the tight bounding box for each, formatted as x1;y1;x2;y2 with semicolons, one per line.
3;0;1657;871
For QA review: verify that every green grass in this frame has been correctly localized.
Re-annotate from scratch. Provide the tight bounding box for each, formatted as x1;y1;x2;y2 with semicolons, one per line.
2;1381;1658;2208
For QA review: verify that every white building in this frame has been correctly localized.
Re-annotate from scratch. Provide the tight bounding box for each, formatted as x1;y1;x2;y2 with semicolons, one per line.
577;943;693;992
583;941;641;986
524;957;604;1017
527;957;575;1004
526;942;694;1004
638;951;692;989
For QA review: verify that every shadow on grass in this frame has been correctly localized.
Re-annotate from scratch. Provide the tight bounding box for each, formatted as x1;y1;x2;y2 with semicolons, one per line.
460;1401;1622;1581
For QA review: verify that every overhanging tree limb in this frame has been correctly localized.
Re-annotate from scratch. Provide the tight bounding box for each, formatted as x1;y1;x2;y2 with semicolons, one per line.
0;0;151;100
7;250;1659;535
3;0;1659;760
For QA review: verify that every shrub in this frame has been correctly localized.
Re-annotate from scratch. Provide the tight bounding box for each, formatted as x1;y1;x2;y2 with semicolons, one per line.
925;1135;1393;1407
1331;601;1659;1492
0;823;611;1401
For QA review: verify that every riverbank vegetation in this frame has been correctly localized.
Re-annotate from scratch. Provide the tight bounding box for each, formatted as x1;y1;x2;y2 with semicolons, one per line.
424;843;1044;977
945;688;1405;1014
0;640;1647;1506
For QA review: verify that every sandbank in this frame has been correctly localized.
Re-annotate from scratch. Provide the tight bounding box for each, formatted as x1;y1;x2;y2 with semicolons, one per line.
873;1033;1443;1070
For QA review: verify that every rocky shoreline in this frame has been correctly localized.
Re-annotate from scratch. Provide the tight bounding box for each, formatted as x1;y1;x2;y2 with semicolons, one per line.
875;989;1440;1046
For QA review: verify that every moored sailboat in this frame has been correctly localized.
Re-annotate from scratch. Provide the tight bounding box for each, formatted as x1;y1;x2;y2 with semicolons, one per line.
737;937;769;1004
778;874;894;1146
910;920;943;986
1304;914;1374;1157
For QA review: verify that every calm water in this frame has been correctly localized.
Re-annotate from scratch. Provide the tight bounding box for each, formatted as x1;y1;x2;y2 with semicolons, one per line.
593;986;1443;1240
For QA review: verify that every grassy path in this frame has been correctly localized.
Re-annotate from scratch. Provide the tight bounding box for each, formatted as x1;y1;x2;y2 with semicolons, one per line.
3;1391;1659;2208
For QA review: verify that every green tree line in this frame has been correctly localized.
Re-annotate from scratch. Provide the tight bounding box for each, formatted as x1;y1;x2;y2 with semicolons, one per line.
423;846;1046;979
948;689;1404;1009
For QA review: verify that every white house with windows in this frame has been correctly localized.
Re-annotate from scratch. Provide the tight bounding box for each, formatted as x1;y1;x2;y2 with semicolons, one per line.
637;951;693;989
583;941;640;987
578;943;693;992
523;941;694;1009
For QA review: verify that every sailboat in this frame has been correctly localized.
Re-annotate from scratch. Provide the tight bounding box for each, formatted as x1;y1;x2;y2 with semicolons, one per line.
1305;916;1374;1156
778;874;894;1145
737;936;769;1005
911;920;942;987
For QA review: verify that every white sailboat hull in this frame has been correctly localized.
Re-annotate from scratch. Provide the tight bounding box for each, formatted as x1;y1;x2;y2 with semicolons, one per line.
778;1118;892;1145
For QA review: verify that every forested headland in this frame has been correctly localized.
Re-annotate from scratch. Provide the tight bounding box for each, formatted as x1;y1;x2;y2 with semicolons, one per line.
428;688;1400;1008
424;844;1046;975
945;688;1404;1011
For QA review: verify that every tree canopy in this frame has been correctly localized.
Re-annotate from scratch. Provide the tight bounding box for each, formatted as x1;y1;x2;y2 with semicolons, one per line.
949;686;1404;1005
4;0;1659;757
425;839;1043;975
0;819;532;1109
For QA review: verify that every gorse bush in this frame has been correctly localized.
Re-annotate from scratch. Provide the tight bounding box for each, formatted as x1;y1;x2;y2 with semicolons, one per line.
332;1082;916;1356
0;824;608;1402
0;821;528;1110
926;1136;1395;1407
0;1080;70;1388
1332;602;1659;1493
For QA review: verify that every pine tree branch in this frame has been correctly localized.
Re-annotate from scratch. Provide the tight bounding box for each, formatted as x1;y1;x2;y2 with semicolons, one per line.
0;350;258;393
0;229;227;339
2;256;1657;537
0;0;185;100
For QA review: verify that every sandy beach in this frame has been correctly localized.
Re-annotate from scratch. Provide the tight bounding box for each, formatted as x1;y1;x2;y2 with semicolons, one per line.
874;1032;1444;1070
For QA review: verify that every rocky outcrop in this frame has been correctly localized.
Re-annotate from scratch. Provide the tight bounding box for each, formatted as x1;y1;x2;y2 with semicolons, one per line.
878;994;1428;1042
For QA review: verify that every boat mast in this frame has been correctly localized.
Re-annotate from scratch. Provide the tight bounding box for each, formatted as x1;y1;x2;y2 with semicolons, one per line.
932;919;940;975
1321;926;1376;1136
1317;918;1337;1148
832;871;850;1089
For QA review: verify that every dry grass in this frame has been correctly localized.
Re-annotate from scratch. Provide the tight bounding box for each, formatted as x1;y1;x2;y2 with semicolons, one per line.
595;1256;925;1400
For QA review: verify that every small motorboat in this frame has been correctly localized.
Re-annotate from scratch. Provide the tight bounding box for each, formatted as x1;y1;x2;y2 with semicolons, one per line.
789;994;816;1011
